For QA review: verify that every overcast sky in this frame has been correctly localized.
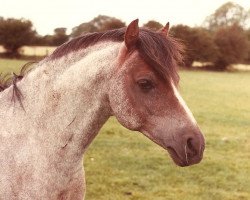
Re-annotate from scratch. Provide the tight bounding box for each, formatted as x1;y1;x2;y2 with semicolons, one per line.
1;0;250;35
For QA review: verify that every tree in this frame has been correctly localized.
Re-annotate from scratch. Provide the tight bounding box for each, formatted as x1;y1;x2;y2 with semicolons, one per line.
71;23;96;37
245;29;250;63
100;18;125;31
170;25;218;67
214;24;248;70
30;34;50;46
41;35;54;46
204;2;250;31
31;28;69;46
52;28;69;46
0;18;36;56
71;15;125;37
143;20;163;31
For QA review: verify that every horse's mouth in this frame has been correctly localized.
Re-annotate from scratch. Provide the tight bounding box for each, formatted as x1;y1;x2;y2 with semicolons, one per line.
166;146;189;167
141;129;204;167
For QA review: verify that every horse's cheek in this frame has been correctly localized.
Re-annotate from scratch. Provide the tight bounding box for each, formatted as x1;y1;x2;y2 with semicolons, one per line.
109;80;142;131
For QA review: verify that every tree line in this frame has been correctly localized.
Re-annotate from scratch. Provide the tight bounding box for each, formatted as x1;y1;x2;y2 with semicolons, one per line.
0;2;250;70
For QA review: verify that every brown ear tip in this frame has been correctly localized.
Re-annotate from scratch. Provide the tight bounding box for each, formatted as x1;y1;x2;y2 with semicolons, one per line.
131;19;139;25
125;19;140;49
164;22;170;29
127;19;139;31
159;22;170;36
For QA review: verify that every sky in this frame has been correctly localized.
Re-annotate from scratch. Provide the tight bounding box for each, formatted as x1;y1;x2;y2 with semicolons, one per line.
1;0;250;35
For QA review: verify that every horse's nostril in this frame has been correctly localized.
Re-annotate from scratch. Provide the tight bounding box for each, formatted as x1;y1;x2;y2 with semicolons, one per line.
187;138;197;155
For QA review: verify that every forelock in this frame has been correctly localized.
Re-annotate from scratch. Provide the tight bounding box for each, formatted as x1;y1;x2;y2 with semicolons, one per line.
136;29;184;86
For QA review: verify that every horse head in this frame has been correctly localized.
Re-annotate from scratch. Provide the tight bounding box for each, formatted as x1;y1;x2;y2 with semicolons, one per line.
109;20;205;167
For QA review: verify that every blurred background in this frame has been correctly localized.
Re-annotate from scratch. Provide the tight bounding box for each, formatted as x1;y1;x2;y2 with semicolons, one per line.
0;0;249;200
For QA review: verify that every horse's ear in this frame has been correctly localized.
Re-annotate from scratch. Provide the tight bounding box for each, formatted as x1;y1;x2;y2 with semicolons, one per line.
125;19;139;50
159;22;170;36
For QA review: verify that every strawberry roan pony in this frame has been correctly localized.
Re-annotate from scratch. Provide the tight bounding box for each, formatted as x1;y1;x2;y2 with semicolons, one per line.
0;20;205;199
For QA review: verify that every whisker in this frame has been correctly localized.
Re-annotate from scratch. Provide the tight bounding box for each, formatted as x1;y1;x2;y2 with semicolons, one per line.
199;142;202;157
184;144;189;164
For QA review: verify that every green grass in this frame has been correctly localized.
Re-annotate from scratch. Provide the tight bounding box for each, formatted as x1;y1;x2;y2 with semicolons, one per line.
0;59;249;200
85;70;250;200
0;58;29;75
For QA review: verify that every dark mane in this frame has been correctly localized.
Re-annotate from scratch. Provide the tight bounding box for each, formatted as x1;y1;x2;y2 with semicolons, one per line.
0;28;183;95
50;28;183;85
0;62;36;109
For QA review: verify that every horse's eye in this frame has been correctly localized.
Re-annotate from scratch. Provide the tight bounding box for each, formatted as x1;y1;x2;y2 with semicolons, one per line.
137;79;154;91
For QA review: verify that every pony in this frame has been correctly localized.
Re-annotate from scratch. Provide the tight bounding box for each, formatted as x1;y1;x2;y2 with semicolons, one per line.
0;19;205;199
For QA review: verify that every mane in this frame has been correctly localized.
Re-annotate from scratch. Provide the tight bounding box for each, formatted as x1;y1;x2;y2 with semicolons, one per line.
50;28;184;85
0;62;36;90
0;27;183;95
0;62;36;107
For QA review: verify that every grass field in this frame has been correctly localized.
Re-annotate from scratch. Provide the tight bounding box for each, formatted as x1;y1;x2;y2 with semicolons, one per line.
0;58;29;75
0;59;250;200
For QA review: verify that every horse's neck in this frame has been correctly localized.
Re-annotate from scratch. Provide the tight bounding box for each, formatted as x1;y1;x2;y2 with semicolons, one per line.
0;41;120;153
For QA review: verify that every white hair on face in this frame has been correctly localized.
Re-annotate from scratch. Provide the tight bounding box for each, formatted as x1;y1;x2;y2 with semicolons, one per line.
171;82;197;125
138;81;199;150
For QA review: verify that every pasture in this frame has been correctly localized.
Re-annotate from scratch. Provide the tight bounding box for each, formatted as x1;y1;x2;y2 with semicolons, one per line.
0;59;249;200
0;59;29;75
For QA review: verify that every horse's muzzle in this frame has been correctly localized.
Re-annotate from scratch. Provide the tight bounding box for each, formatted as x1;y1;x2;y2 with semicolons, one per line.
166;129;205;167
